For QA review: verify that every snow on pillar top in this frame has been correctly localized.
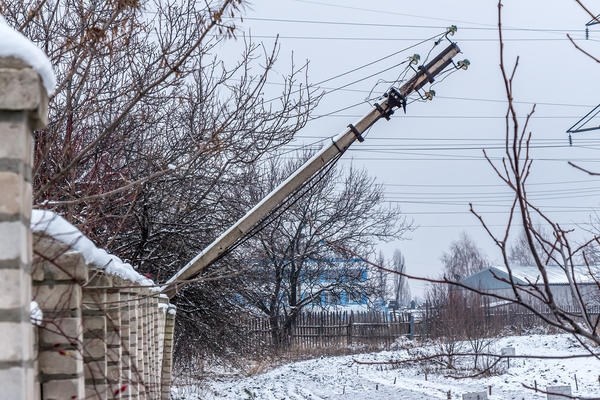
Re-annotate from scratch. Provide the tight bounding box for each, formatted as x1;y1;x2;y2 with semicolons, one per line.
0;15;56;95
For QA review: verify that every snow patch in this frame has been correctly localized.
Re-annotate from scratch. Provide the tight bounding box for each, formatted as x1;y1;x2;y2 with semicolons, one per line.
31;210;156;289
30;301;43;326
183;334;600;399
0;15;56;94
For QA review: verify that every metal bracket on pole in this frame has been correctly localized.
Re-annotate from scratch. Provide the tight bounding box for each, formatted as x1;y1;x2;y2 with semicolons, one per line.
347;124;364;142
385;87;407;114
418;65;436;84
373;102;392;120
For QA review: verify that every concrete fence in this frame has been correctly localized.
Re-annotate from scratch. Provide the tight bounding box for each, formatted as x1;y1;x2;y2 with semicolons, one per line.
0;43;175;399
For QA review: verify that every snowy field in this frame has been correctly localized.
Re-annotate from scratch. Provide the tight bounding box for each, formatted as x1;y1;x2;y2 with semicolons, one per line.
173;334;600;399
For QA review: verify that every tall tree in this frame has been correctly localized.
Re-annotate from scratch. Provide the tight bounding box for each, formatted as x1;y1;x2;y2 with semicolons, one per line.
508;227;558;266
391;249;410;308
374;251;388;309
467;0;600;346
3;0;317;362
441;232;490;280
237;153;411;348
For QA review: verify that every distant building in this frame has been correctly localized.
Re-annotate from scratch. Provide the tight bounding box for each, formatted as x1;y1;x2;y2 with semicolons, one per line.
303;257;371;310
460;265;600;308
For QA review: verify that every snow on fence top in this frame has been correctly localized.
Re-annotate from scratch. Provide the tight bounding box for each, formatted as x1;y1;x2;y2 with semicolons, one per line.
0;15;56;94
31;210;156;289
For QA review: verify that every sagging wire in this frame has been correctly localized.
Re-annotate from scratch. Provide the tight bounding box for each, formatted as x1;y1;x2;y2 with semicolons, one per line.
313;30;451;115
366;25;470;109
304;27;469;124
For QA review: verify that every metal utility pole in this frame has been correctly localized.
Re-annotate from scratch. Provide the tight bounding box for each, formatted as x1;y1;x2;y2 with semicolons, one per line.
163;42;463;298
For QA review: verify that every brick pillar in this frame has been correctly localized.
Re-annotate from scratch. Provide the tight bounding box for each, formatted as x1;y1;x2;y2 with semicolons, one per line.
32;235;88;399
119;289;133;399
140;293;150;398
0;56;48;399
83;272;110;399
106;284;122;397
160;305;176;400
149;295;159;397
135;291;146;399
156;296;168;398
127;291;140;400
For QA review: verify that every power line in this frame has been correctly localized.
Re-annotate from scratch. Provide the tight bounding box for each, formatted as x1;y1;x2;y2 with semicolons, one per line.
261;80;595;108
400;209;596;215
292;136;600;142
380;179;600;188
389;190;600;202
240;34;591;42
349;144;585;151
232;16;584;34
263;32;445;104
310;114;583;119
282;143;586;152
385;185;600;196
280;154;600;162
291;0;591;43
291;0;513;28
414;223;586;229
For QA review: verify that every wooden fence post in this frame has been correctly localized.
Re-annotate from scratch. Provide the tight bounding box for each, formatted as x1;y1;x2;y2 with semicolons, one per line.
347;311;354;346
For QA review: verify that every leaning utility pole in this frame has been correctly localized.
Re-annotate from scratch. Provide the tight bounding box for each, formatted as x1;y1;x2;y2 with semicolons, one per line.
164;42;465;298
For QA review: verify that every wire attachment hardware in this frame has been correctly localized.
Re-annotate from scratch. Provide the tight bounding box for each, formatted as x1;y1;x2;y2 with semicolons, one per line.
347;124;364;142
385;87;407;114
455;59;470;70
423;90;436;101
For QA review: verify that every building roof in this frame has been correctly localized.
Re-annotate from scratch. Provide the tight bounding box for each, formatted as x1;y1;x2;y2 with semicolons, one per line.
461;265;599;290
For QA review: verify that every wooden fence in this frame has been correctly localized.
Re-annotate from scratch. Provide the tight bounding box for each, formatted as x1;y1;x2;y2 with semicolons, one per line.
242;303;600;355
482;303;600;332
243;311;419;354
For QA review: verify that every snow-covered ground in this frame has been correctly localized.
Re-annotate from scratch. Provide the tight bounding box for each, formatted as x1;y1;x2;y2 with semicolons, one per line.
174;334;600;399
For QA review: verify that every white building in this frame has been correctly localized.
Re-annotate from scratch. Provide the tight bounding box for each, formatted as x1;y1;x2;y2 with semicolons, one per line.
460;265;600;309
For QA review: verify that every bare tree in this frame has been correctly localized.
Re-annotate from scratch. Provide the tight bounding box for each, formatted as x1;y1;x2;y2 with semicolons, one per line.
2;0;319;363
466;0;600;347
235;152;411;349
374;250;388;309
391;249;411;308
508;226;558;266
441;232;490;281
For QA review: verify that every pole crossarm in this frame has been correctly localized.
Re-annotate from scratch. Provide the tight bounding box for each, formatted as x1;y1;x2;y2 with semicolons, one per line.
163;42;462;298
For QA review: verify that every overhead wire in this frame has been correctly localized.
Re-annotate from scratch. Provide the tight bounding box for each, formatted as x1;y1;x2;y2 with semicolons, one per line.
228;16;586;34
229;16;600;232
309;114;585;119
290;0;588;37
263;31;447;105
381;179;600;187
236;34;593;42
259;80;595;108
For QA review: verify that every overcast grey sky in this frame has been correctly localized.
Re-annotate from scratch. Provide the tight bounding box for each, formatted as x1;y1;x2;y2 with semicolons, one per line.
227;0;600;297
